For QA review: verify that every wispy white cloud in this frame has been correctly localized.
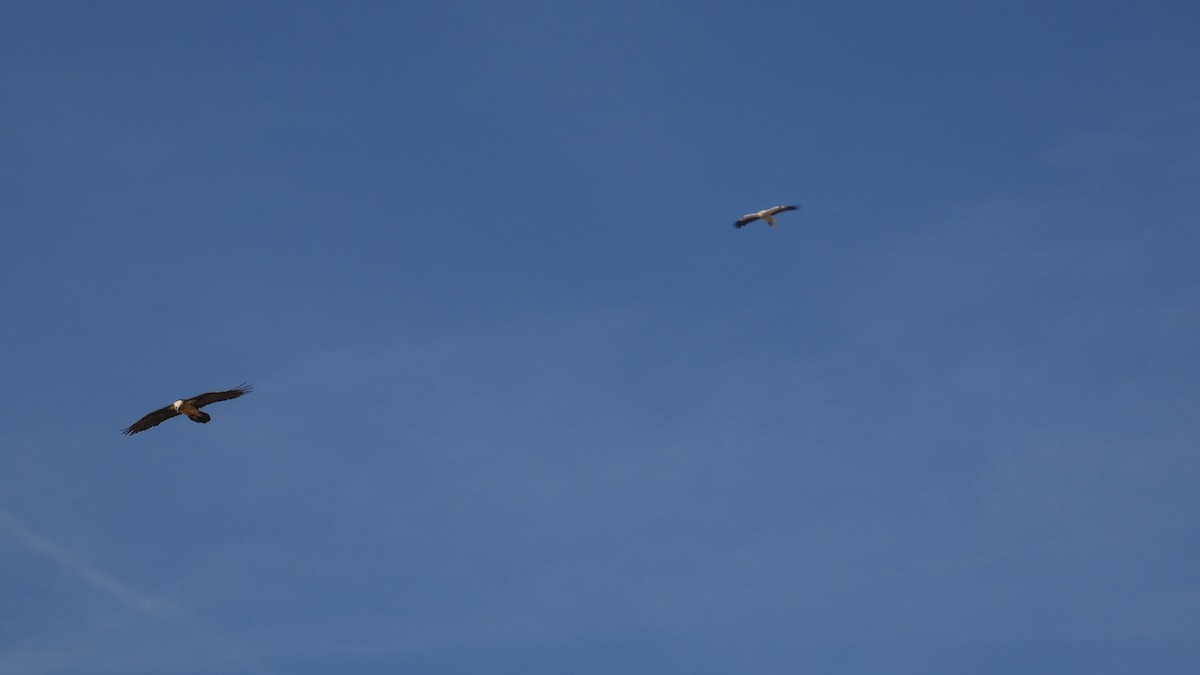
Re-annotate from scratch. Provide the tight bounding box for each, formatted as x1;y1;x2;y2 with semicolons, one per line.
0;510;177;617
1037;133;1158;166
1;510;283;675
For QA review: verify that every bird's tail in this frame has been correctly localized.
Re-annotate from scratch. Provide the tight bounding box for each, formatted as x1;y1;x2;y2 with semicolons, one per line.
188;412;211;424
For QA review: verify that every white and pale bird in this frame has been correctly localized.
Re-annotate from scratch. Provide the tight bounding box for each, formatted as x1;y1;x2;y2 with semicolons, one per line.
733;204;800;229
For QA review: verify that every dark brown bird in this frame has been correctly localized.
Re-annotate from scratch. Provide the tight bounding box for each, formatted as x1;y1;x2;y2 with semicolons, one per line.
122;384;252;435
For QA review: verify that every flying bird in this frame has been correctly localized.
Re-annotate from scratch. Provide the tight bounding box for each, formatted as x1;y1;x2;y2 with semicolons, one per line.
733;204;800;229
122;384;252;435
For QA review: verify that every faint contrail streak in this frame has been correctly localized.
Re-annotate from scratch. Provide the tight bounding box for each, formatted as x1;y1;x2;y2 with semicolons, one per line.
0;510;176;616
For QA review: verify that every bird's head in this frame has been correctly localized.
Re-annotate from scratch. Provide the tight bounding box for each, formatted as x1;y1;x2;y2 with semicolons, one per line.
172;400;185;411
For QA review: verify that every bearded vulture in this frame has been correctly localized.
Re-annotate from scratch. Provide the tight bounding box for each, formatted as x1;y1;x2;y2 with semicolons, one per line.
122;384;252;435
734;204;799;229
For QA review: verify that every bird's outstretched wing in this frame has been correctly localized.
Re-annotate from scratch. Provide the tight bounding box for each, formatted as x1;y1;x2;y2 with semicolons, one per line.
122;404;180;435
733;214;760;229
768;205;799;215
190;383;253;408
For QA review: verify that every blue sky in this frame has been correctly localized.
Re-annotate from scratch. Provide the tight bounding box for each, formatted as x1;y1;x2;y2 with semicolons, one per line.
2;1;1198;673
